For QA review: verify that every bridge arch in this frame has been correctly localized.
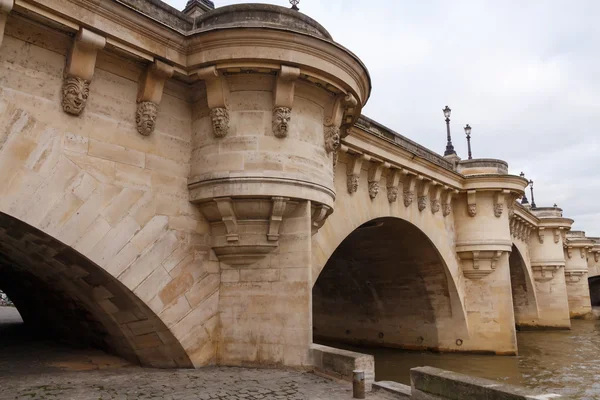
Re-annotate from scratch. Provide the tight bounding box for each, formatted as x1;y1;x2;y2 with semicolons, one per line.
509;241;540;328
0;212;192;368
312;173;469;351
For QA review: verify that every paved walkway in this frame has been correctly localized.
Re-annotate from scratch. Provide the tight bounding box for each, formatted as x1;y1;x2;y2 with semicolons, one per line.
0;307;395;400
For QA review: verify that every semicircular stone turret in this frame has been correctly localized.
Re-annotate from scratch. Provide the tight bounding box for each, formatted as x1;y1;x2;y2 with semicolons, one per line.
187;4;370;266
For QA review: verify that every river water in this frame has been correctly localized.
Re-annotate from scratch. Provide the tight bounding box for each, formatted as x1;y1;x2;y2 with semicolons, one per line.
322;320;600;399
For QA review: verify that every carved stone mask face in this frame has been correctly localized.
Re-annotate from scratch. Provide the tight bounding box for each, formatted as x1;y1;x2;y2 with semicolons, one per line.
211;107;230;137
62;76;90;115
136;101;158;136
273;107;291;138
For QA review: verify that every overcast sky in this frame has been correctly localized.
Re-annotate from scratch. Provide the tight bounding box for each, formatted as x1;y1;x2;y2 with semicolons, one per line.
167;0;600;234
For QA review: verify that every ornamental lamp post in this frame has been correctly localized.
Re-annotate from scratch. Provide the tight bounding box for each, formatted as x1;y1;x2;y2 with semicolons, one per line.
464;124;472;160
520;172;529;205
529;179;537;209
290;0;299;10
443;106;456;156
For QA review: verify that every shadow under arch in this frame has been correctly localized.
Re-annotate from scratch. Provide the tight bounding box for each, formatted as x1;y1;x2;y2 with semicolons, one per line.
509;243;540;329
589;276;600;307
312;216;467;352
0;211;192;368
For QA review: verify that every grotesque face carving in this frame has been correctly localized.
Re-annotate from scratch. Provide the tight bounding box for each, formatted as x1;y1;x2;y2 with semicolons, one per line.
387;186;399;203
443;204;452;217
403;190;414;207
368;182;379;199
325;126;341;153
468;204;477;217
347;175;359;194
62;76;90;116
273;107;291;138
136;101;158;136
418;196;428;212
431;199;441;214
210;107;230;138
494;203;504;218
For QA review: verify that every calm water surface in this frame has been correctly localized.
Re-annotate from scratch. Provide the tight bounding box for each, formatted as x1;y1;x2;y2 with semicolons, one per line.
322;320;600;399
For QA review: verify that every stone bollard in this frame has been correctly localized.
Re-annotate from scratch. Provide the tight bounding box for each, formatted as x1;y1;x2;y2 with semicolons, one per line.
353;370;365;399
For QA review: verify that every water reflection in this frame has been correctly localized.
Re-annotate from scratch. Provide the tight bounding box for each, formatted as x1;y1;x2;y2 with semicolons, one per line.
319;320;600;398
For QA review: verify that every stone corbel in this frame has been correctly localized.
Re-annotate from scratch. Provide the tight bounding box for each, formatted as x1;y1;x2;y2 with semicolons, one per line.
198;66;230;138
442;189;457;217
417;176;431;212
311;204;332;235
272;65;300;138
458;250;505;280
324;92;359;143
565;270;586;284
566;246;573;259
580;247;587;259
493;190;509;218
62;28;106;116
430;184;442;214
367;161;386;199
510;218;517;238
135;60;174;136
214;197;239;242
537;227;545;244
0;0;13;47
554;228;561;244
386;168;401;203
532;265;559;282
466;190;477;217
595;252;599;263
346;152;366;194
402;173;417;207
267;197;289;241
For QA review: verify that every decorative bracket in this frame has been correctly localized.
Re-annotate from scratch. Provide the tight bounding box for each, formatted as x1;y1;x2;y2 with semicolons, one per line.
493;190;509;218
580;247;587;260
214;197;239;242
442;189;457;217
136;60;174;136
0;0;13;47
62;28;106;116
272;65;300;138
537;227;545;244
386;168;401;203
367;161;386;199
324;92;359;139
466;190;477;217
532;265;559;282
198;66;230;138
402;173;417;207
458;250;505;280
566;246;573;259
565;270;586;284
311;203;332;235
554;229;561;244
417;176;431;212
346;153;367;194
430;184;442;214
595;252;599;263
267;197;289;241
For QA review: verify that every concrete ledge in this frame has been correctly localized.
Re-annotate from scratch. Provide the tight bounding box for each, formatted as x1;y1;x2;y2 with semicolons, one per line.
310;344;374;390
373;381;411;398
411;367;562;399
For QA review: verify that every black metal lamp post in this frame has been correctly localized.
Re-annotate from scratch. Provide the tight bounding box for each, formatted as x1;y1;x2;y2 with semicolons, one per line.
290;0;299;10
520;172;529;205
529;179;536;209
443;106;456;156
464;124;472;160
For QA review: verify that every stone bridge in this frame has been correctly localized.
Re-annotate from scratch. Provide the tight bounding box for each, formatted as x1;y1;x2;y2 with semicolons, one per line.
0;0;597;370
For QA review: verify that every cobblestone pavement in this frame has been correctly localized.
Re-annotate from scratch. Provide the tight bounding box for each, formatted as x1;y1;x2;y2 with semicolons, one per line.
0;308;395;400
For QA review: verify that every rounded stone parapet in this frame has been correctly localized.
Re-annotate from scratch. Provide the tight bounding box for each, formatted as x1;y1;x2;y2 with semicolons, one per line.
457;159;508;176
193;4;333;40
531;207;564;218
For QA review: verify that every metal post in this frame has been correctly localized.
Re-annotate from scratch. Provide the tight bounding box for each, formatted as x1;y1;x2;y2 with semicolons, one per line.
464;124;472;160
530;180;536;209
353;370;365;399
520;172;529;205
